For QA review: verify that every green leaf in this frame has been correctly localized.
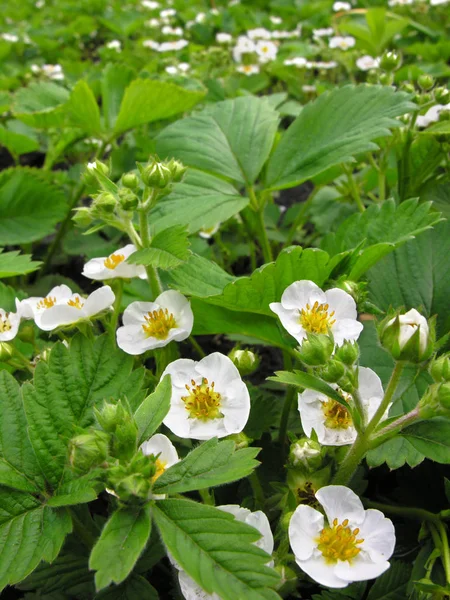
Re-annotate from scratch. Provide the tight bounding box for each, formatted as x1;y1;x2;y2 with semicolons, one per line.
402;418;450;464
101;63;135;131
366;560;412;600
134;375;171;444
67;80;102;135
47;474;99;507
128;225;190;270
22;334;144;489
152;499;280;600
156;96;279;185
114;79;205;134
266;85;415;190
95;575;158;600
0;488;72;592
0;168;66;245
89;506;152;591
0;124;39;156
12;81;70;128
153;438;260;495
0;248;41;278
165;253;235;298
149;170;248;235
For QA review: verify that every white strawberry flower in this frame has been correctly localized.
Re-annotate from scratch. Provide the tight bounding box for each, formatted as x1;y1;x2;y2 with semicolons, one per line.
82;244;146;281
140;433;179;484
247;27;272;40
161;352;250;440
329;36;356;50
284;56;307;67
289;485;395;588
216;32;232;44
298;367;386;446
386;308;429;352
236;64;260;76
356;55;380;71
141;0;159;8
255;40;278;63
177;505;274;599
333;1;352;10
116;290;193;355
0;299;23;341
157;39;189;52
270;280;363;346
21;285;115;331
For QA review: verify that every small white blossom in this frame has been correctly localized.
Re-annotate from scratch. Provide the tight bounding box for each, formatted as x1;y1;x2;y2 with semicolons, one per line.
388;0;413;5
333;1;352;10
82;245;146;281
162;25;183;36
143;39;160;49
313;27;334;39
298;367;386;446
292;439;321;467
247;27;272;40
21;285;114;332
142;0;159;7
0;299;23;342
270;15;283;24
1;33;19;43
430;0;449;5
270;280;363;346
165;65;178;75
32;64;64;80
106;39;121;51
161;352;250;440
284;56;307;67
195;12;206;23
289;485;395;588
157;39;189;52
141;433;179;489
356;55;380;70
145;18;160;27
329;36;356;50
199;223;220;239
160;8;176;17
236;64;260;75
302;84;317;93
232;35;255;62
255;39;278;62
216;32;232;43
117;290;193;355
416;103;450;128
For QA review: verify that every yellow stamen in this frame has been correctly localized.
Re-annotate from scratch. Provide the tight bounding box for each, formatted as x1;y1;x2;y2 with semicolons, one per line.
37;296;56;310
67;296;84;309
322;396;353;429
299;301;336;334
0;314;12;333
317;519;364;563
182;377;223;421
152;458;167;483
104;253;125;270
142;308;176;340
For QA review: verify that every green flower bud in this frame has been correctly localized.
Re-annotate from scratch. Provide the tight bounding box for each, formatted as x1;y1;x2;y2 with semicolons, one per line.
167;158;187;183
228;348;259;376
419;383;450;418
95;401;128;433
0;342;13;360
366;69;379;85
226;432;251;449
379;309;433;363
401;82;415;94
118;188;139;211
93;192;117;214
280;511;294;532
95;401;138;460
439;109;450;122
418;74;434;92
296;333;334;366
69;430;110;471
380;51;402;72
335;341;360;366
418;92;432;105
121;172;140;189
378;72;394;86
430;354;450;383
140;161;172;188
17;325;35;344
107;452;156;501
435;87;450;104
72;207;93;228
289;438;322;471
88;160;110;177
319;359;346;383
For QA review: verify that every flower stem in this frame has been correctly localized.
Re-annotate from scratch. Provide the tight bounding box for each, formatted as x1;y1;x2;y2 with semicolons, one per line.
278;352;295;450
438;521;450;585
363;499;441;525
199;488;215;505
249;470;265;509
365;362;405;437
256;207;273;264
284;187;320;248
368;407;420;448
344;165;365;213
138;207;163;299
188;335;206;358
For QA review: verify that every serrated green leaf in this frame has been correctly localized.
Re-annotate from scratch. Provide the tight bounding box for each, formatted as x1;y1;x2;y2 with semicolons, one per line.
366;560;412;600
12;81;69;128
22;334;144;489
153;438;260;495
266;85;415;190
114;79;205;134
366;436;424;470
134;375;171;444
101;63;135;131
402;418;450;463
128;226;191;270
47;474;99;507
66;80;102;135
165;253;235;298
0;248;41;278
89;506;152;591
0;488;72;592
152;499;280;600
0;124;39;155
149;170;248;235
0;169;66;245
156;96;279;186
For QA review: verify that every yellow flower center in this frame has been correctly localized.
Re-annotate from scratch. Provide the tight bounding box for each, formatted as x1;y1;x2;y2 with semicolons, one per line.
67;296;84;310
142;308;177;339
37;296;56;310
243;65;253;73
104;253;125;270
317;518;364;563
299;301;336;334
182;377;223;421
0;314;12;333
152;458;167;483
322;397;353;429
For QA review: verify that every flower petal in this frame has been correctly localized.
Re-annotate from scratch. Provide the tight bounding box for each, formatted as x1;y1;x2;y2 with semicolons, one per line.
334;556;391;582
325;288;357;320
83;286;115;316
297;555;349;588
140;433;179;467
331;318;363;346
316;485;365;526
281;280;325;310
358;509;396;562
289;504;324;561
196;352;241;390
37;304;83;331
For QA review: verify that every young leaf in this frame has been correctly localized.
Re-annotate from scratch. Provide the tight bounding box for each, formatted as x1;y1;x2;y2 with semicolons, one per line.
152;499;280;600
101;63;135;131
153;438;260;494
134;375;172;444
0;248;41;278
0;488;72;592
0;124;39;156
128;225;190;270
89;506;152;591
113;79;205;134
266;85;415;190
156;96;279;186
402;418;450;464
0;168;66;245
66;80;102;135
12;81;69;128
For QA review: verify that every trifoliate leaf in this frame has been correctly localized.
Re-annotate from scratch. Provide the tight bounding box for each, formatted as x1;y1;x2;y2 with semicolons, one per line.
0;248;41;278
128;226;191;270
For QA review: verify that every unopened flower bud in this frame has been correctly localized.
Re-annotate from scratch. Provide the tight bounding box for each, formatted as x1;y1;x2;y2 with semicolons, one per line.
89;159;110;177
438;383;450;411
95;400;128;433
140;161;172;188
167;158;187;182
289;438;322;471
419;382;450;419
280;511;294;532
430;354;450;382
418;74;434;92
69;430;110;471
228;348;259;376
121;172;140;189
226;432;251;449
380;51;402;72
93;192;117;214
296;333;334;366
319;359;346;383
401;82;415;94
17;325;35;344
118;188;139;211
418;92;432;105
435;87;450;104
379;309;433;363
0;342;13;360
72;207;93;228
335;341;360;366
378;72;394;86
